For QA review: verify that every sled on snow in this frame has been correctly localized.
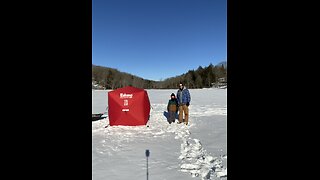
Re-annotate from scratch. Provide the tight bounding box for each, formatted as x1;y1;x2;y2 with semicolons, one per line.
92;113;107;121
163;111;179;120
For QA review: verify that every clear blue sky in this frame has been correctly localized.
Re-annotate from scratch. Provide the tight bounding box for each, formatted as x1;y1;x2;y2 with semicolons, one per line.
92;0;226;81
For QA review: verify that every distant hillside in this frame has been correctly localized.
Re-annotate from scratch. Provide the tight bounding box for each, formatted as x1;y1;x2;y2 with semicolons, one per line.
216;61;227;68
92;65;155;89
158;62;227;89
92;62;226;89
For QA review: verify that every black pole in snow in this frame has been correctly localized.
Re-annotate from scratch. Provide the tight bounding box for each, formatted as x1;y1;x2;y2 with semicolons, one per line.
145;149;150;180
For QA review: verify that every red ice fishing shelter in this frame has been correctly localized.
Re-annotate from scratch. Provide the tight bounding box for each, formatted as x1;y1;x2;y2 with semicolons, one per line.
108;86;150;126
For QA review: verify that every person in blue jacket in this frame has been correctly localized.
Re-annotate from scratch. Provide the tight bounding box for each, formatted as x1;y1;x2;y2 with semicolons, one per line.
176;82;191;125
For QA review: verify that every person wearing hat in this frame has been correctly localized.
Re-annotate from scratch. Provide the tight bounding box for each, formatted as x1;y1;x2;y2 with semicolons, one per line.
176;82;191;125
167;93;179;124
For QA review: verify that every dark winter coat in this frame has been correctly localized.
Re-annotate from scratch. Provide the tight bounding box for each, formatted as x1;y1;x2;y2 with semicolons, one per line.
167;98;178;112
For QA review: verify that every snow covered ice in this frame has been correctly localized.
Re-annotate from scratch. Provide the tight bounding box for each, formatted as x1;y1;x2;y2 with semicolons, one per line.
92;88;227;179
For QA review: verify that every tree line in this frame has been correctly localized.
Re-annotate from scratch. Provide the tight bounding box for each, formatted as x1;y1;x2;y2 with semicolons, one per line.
92;63;226;89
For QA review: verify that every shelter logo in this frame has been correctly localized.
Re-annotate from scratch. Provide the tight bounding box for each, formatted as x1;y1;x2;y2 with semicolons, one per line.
120;93;133;99
124;99;129;106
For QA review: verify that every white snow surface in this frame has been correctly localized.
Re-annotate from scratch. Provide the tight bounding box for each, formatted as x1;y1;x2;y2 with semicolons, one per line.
92;88;227;180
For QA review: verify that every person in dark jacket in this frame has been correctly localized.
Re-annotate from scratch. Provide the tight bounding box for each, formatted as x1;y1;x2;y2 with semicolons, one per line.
176;82;191;125
167;93;178;124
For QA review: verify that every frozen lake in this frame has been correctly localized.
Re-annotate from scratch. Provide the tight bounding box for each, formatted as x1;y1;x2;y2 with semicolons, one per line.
92;88;227;179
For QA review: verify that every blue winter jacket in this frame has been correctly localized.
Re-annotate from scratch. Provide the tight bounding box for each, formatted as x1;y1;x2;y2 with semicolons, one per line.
176;87;191;105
